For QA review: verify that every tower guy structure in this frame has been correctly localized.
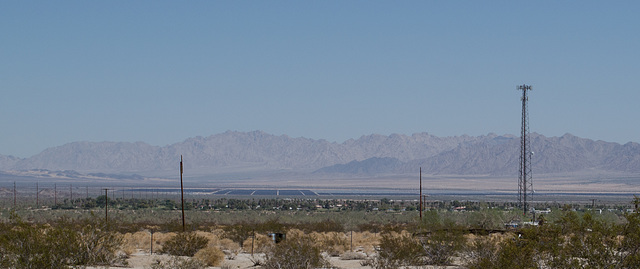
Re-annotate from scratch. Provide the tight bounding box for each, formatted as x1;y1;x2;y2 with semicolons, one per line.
518;84;533;216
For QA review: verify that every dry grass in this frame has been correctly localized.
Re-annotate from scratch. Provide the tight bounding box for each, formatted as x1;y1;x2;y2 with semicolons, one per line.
311;231;349;256
121;231;151;255
242;233;274;254
349;231;379;255
194;246;225;266
119;228;393;265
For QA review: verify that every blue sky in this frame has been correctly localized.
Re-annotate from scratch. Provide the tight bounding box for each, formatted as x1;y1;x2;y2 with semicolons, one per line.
1;1;639;158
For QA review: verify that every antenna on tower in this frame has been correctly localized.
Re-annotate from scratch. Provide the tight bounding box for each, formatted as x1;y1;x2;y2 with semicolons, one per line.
517;84;533;216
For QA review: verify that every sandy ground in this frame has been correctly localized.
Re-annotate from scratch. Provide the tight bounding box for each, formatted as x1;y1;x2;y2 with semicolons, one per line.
88;251;463;269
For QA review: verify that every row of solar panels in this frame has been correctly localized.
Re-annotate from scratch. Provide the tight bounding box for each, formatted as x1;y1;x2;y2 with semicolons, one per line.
127;188;416;196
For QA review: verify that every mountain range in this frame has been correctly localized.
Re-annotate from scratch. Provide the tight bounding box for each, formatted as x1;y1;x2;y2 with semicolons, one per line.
1;131;640;179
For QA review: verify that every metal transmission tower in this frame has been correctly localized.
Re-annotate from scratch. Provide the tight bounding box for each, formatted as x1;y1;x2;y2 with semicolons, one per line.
517;84;533;216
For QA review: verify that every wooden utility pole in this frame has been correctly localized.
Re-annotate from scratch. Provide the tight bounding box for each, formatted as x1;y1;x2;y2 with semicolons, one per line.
419;167;422;221
180;155;185;232
103;188;110;228
150;230;154;255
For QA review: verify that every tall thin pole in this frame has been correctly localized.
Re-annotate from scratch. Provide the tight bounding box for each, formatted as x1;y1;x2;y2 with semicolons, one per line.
54;183;57;205
104;188;109;228
36;182;39;207
419;167;422;221
518;84;533;216
150;231;154;255
180;155;185;232
70;184;73;205
13;182;16;208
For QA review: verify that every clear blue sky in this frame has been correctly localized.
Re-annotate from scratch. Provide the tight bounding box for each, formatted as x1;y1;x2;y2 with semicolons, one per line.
1;1;639;158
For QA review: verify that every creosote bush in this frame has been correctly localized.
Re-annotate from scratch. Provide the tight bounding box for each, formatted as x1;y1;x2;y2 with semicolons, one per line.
194;246;225;267
0;212;124;268
161;232;209;257
242;233;274;253
263;234;330;269
420;229;464;266
368;231;424;269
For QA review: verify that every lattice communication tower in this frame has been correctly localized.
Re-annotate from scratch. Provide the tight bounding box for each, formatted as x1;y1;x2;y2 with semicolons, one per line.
518;84;533;216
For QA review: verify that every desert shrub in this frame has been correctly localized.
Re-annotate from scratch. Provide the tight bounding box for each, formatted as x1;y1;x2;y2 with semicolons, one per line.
150;256;207;269
296;219;344;233
222;223;255;247
357;222;383;233
496;232;540;269
74;218;126;266
465;209;507;230
196;230;221;246
218;238;240;251
242;233;274;253
161;232;209;257
463;235;501;269
350;231;379;255
0;216;73;268
263;234;330;269
311;231;349;256
223;218;286;247
194;246;225;266
369;231;424;269
620;206;640;267
122;231;151;254
153;232;176;247
0;214;125;268
419;229;464;266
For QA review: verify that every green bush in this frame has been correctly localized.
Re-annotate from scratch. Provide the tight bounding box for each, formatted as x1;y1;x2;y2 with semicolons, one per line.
463;236;500;269
620;205;640;267
420;229;464;266
74;217;126;265
0;213;124;268
369;232;424;269
161;232;209;257
263;234;330;269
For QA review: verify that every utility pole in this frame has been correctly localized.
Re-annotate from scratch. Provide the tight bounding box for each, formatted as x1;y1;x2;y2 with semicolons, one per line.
103;188;110;229
13;182;16;208
419;167;422;221
150;230;154;255
517;84;533;216
36;182;39;207
180;155;185;232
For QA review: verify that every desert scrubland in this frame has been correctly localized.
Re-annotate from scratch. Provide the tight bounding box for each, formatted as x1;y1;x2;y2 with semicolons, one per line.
1;196;640;268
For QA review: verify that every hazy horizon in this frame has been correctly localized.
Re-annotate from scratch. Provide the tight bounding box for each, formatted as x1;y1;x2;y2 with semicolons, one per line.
2;2;639;158
0;130;632;159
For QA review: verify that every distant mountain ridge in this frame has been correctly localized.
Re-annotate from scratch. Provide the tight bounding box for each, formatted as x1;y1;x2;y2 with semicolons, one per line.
1;131;639;177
